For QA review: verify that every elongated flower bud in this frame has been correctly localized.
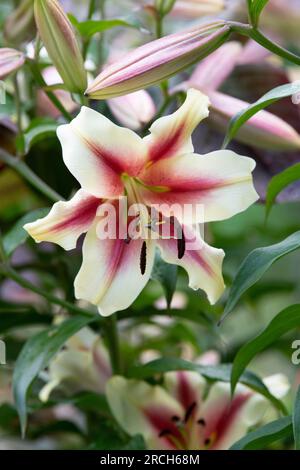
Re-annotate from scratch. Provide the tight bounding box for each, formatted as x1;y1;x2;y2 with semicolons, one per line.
171;0;224;18
34;0;87;93
0;48;25;79
86;21;231;99
108;90;156;130
208;90;300;151
4;0;35;46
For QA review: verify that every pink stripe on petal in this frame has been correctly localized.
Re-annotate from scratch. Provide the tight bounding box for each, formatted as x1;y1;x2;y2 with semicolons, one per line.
177;371;199;409
51;195;100;232
204;393;251;449
24;190;101;251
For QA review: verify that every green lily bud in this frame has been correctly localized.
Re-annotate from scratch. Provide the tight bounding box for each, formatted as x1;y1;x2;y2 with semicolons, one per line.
155;0;176;16
4;0;36;46
34;0;87;93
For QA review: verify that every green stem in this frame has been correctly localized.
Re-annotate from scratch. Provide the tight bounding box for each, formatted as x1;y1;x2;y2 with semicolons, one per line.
82;0;97;59
105;314;121;374
13;74;22;137
27;60;73;122
228;22;300;67
0;264;95;319
155;14;163;39
0;148;63;203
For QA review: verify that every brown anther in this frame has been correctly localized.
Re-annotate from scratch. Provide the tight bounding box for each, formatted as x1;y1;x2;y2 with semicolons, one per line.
184;401;196;423
140;240;147;275
197;418;206;426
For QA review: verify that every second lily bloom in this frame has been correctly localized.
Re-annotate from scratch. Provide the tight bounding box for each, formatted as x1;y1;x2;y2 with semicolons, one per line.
24;89;258;316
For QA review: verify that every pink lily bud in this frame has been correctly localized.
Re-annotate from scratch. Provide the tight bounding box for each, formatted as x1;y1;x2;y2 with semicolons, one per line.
208;90;300;151
4;0;35;46
34;0;87;93
86;21;231;99
171;0;225;18
37;66;78;118
0;48;25;80
108;90;156;130
188;41;242;91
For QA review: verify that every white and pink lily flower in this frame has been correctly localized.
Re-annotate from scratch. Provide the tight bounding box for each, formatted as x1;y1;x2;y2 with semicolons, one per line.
106;371;269;450
39;327;111;402
24;89;257;316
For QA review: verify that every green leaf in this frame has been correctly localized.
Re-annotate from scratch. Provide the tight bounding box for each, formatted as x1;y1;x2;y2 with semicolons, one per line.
222;231;300;320
223;82;300;148
17;118;58;154
13;315;95;437
230;416;293;450
248;0;270;27
69;15;146;38
128;358;287;414
293;386;300;449
151;250;177;308
3;208;49;256
231;304;300;393
266;164;300;219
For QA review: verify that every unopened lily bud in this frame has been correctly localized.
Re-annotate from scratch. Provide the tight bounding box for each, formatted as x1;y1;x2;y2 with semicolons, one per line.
108;90;156;130
171;0;224;18
208;90;300;151
4;0;35;46
34;0;87;93
0;48;25;80
155;0;176;16
86;21;231;99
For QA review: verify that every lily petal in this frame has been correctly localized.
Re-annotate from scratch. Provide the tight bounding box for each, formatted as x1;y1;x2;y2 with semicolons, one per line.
164;371;206;410
157;223;225;304
23;189;100;250
144;89;209;163
201;382;268;450
74;211;155;316
140;150;258;224
57;106;148;198
106;376;184;450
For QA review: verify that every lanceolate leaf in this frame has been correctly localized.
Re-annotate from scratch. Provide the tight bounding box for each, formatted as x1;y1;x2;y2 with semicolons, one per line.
222;231;300;320
230;416;293;450
231;305;300;393
13;315;95;437
3;208;49;257
293;386;300;450
248;0;270;27
151;250;177;308
266;164;300;220
22;118;58;154
128;358;287;414
223;82;300;148
69;15;146;38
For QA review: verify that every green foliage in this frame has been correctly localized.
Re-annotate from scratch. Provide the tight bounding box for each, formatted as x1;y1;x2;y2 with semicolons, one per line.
13;315;95;437
266;164;300;219
223;231;300;320
230;416;293;450
293;387;300;450
231;305;300;393
223;83;300;148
